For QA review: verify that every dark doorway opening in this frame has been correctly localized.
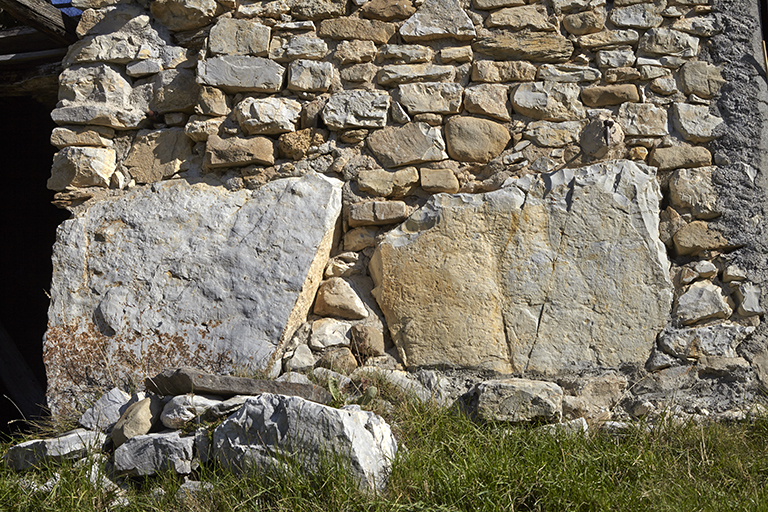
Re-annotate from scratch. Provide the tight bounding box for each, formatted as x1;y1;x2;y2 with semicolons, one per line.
0;96;69;434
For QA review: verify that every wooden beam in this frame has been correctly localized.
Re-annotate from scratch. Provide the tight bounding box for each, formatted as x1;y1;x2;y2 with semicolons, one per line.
0;26;65;53
0;0;78;45
0;46;67;65
0;60;60;104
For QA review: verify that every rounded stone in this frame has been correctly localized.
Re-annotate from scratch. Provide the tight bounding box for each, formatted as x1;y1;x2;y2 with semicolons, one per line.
445;116;511;162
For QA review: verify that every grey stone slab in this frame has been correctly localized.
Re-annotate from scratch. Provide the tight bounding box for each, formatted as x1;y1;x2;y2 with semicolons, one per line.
6;429;107;471
44;174;342;415
197;56;285;93
79;387;131;432
113;431;194;476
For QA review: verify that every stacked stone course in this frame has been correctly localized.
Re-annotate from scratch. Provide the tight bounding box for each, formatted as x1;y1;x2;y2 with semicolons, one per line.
42;0;766;419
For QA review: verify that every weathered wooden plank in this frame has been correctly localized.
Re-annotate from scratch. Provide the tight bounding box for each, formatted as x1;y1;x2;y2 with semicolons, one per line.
0;0;78;45
0;60;60;102
0;26;65;53
0;46;67;64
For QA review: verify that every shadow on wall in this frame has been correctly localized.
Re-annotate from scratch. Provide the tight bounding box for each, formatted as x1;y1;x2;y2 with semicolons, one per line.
0;96;69;434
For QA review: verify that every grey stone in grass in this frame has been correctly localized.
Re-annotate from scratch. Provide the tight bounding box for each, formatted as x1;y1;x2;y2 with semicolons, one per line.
79;387;131;432
213;394;397;492
113;431;194;476
6;429;107;471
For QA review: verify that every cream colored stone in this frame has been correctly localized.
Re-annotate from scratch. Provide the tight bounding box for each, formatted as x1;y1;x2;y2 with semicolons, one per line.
50;126;114;149
525;120;586;148
48;146;117;191
669;167;720;220
486;5;556;31
648;145;711;171
563;9;605;35
472;32;573;63
445;117;511;163
334;40;377;64
318;18;397;44
420;168;459;194
184;115;225;142
371;160;672;373
314;278;369;319
122;128;193;183
673;221;731;256
471;61;537;82
464;84;512;121
204;134;275;169
581;84;639;107
358;169;395;197
578;29;639;50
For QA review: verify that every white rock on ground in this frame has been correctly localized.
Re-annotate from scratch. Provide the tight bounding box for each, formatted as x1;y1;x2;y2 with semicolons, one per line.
113;431;195;476
161;394;224;429
6;429;107;471
470;378;564;423
213;394;397;492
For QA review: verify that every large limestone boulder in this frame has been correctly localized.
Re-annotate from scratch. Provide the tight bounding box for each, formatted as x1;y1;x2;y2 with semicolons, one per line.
44;173;343;415
370;160;673;374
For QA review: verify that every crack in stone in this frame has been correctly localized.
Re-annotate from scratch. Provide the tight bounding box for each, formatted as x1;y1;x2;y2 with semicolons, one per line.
523;176;575;373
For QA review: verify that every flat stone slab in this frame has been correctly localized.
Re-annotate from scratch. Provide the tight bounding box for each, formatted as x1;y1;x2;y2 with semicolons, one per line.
370;159;673;374
6;429;107;471
145;367;332;403
44;174;342;415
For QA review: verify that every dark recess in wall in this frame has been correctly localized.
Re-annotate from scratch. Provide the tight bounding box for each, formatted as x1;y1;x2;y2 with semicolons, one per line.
0;96;69;434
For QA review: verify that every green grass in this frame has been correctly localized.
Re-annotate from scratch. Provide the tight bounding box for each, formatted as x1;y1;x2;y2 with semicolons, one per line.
2;393;768;512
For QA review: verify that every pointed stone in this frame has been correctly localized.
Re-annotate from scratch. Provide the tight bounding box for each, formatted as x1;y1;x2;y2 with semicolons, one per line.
314;278;369;320
399;0;476;42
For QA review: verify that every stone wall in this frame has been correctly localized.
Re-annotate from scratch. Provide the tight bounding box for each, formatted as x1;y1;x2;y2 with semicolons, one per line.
42;0;768;419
